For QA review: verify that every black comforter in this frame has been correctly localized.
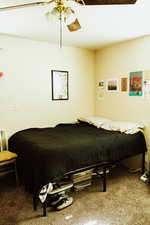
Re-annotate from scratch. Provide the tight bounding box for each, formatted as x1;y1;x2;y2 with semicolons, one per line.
9;122;147;192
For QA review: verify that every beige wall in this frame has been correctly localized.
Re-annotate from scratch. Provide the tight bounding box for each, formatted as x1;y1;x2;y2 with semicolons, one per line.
0;35;95;137
95;35;150;163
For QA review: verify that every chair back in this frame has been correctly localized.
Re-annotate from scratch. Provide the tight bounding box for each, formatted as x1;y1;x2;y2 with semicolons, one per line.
0;130;8;152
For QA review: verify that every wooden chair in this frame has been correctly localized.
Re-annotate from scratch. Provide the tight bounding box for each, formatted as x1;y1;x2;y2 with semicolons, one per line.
0;130;18;184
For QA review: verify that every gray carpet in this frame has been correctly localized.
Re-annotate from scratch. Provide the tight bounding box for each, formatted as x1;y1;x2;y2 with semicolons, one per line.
0;166;150;225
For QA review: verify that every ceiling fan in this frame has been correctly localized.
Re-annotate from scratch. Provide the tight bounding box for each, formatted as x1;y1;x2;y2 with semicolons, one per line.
0;0;137;47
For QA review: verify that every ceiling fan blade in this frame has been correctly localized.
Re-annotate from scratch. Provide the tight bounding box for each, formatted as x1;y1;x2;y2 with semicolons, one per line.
0;0;54;11
67;18;81;32
83;0;137;5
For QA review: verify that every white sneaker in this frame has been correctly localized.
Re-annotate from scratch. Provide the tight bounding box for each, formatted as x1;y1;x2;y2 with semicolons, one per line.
50;195;65;206
55;197;73;210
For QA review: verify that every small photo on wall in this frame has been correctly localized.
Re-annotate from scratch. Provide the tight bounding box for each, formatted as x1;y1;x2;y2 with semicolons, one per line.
106;79;118;91
143;80;150;99
121;77;128;92
129;71;143;96
98;80;105;88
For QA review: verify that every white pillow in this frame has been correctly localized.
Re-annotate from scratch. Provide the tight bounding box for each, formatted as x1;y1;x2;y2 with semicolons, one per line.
101;121;144;133
78;116;112;128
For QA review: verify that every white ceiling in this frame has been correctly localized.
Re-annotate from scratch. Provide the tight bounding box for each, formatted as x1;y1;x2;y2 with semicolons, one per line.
0;0;149;50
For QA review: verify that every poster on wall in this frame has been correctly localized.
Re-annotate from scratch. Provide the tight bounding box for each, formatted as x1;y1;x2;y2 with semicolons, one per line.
121;77;128;92
106;79;118;91
97;80;105;99
129;71;143;96
143;80;150;99
51;70;69;100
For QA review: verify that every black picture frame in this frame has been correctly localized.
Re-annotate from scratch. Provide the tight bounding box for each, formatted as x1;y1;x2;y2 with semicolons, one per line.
51;70;69;100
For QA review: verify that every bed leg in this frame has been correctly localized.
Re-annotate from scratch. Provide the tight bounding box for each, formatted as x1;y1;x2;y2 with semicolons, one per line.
43;202;47;217
141;152;145;174
102;167;106;192
33;190;39;211
33;196;37;211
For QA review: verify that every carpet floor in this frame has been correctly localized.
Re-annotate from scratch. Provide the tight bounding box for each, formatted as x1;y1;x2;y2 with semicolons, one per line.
0;166;150;225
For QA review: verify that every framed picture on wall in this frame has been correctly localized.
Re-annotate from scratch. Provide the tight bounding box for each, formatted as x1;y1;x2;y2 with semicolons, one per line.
98;80;105;88
51;70;69;100
120;77;128;92
129;71;143;96
106;79;118;91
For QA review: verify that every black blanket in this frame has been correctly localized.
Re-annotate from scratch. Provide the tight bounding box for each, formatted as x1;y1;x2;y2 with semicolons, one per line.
9;122;147;192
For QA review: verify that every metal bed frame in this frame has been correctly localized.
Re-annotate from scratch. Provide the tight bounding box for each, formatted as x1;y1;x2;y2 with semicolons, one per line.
33;151;145;216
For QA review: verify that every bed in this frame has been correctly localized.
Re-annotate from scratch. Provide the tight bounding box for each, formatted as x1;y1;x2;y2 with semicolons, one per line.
8;120;147;216
9;120;146;193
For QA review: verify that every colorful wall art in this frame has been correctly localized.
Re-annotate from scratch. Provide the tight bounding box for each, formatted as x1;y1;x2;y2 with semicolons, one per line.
129;71;143;96
0;72;4;78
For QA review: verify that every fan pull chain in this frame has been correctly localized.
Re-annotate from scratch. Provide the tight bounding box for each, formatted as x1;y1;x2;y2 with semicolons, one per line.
59;12;62;48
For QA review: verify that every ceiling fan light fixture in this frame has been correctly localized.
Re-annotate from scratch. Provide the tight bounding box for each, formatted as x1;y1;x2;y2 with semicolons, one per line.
67;18;81;32
46;5;77;26
50;6;61;15
64;9;77;25
49;6;74;18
